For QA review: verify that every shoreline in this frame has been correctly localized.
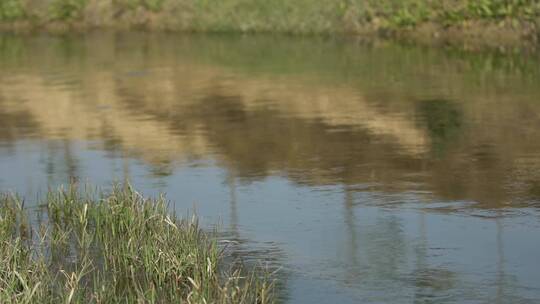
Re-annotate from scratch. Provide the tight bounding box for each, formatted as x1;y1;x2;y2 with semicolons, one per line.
1;0;539;51
1;20;538;51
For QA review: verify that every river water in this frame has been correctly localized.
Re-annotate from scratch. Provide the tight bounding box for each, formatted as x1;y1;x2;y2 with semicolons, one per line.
1;32;540;303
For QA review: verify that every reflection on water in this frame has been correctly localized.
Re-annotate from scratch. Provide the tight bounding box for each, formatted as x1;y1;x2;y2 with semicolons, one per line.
1;32;540;303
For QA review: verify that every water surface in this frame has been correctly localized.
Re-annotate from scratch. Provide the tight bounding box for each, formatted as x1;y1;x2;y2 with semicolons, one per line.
1;32;540;303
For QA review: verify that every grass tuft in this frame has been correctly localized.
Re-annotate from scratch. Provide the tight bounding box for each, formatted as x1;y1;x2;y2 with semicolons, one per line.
0;185;275;303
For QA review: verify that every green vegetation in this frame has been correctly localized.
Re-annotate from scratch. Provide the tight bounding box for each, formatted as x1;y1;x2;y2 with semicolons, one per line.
50;0;87;21
0;185;274;303
0;0;539;38
0;0;24;20
360;0;540;27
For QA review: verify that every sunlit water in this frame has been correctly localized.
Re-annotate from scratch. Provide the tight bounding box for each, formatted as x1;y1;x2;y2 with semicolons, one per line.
1;32;540;303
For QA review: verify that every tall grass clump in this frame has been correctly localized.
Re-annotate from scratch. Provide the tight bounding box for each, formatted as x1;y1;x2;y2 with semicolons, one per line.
0;185;275;303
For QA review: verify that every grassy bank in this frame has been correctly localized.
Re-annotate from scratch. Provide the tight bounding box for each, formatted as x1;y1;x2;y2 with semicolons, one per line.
0;185;274;303
0;0;539;46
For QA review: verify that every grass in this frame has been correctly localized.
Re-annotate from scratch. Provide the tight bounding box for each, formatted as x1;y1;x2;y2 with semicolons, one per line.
0;0;539;34
0;185;275;303
0;0;24;21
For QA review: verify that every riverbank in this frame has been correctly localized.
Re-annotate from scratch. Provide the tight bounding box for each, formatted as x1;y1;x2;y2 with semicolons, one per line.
1;0;539;48
0;185;274;303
